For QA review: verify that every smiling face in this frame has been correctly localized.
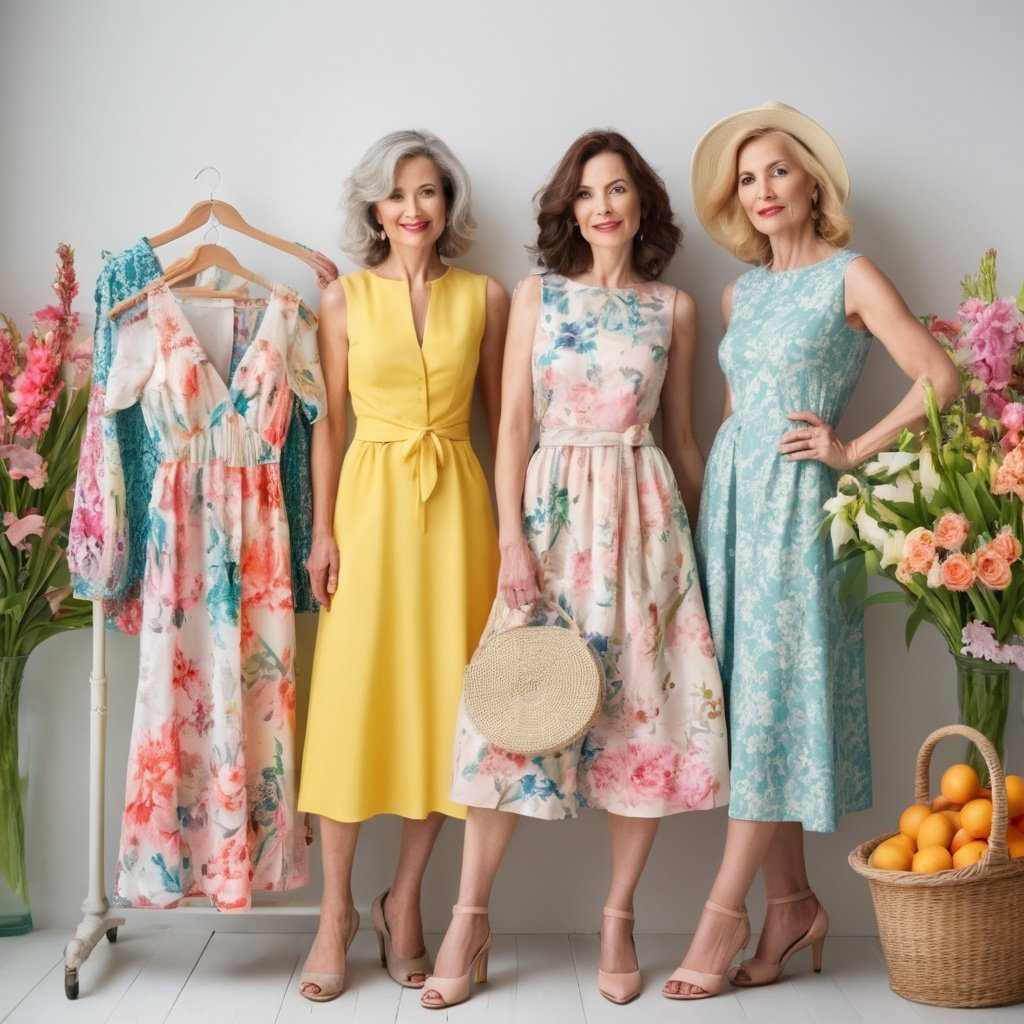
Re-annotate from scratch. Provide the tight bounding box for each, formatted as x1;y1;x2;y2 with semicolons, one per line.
572;150;642;252
735;132;819;239
374;155;447;254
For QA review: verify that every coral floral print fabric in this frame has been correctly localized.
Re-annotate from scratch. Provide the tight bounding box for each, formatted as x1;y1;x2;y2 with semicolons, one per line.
102;282;325;909
449;273;730;819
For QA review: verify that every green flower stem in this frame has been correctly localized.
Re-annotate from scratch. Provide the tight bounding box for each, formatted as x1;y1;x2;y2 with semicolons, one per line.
0;657;28;901
955;653;1010;787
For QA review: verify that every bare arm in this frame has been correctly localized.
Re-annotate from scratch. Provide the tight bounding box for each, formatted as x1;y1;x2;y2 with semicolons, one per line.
307;279;350;610
477;276;510;464
661;289;704;525
781;257;962;469
495;275;543;610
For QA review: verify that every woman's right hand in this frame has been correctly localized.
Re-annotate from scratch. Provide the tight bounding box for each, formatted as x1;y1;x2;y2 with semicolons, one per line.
498;538;542;611
306;533;340;610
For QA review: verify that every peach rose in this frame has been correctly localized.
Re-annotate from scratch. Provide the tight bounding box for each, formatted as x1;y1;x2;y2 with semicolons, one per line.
940;553;975;591
933;512;971;552
990;528;1022;564
975;546;1012;590
895;559;914;585
903;527;937;575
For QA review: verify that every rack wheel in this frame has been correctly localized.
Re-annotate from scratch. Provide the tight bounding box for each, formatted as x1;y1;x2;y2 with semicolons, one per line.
106;927;118;943
64;968;79;1000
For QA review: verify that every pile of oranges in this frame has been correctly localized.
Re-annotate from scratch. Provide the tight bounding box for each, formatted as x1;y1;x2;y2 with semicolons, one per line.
869;763;1024;873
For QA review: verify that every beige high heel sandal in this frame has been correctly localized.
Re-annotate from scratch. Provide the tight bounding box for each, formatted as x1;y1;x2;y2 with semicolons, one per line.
299;906;360;1002
597;907;642;1004
370;889;433;988
420;905;492;1010
730;888;828;986
663;900;750;1000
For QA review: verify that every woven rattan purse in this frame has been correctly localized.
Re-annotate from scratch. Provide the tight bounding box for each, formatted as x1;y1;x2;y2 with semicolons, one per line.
463;602;604;756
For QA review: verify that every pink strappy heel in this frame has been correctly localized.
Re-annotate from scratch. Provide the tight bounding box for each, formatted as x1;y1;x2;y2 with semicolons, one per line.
663;900;750;1000
420;905;492;1010
597;906;642;1004
730;888;828;986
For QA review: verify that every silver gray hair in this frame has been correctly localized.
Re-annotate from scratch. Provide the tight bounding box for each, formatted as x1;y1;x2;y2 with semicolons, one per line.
340;129;476;267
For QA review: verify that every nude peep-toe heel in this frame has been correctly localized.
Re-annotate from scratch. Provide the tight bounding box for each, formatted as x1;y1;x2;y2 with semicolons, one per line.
370;889;433;988
663;901;750;1000
730;888;828;987
299;907;360;1002
597;907;642;1004
420;905;492;1010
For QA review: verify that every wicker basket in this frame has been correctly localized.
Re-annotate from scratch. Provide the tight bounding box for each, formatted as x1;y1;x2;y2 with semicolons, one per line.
849;724;1024;1008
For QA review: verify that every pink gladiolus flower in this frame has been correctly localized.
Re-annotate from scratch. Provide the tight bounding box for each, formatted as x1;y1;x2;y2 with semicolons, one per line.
958;298;987;323
0;444;48;488
1002;403;1024;432
927;315;963;346
10;339;64;438
3;511;45;549
33;304;65;331
0;329;16;389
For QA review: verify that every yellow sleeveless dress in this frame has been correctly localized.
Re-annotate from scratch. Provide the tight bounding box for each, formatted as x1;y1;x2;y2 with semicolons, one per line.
298;267;498;822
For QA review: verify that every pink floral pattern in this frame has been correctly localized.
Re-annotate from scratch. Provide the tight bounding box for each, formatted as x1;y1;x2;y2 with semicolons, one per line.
449;274;729;819
103;282;325;910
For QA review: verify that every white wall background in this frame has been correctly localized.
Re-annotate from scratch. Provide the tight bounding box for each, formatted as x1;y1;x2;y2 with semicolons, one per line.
2;0;1023;937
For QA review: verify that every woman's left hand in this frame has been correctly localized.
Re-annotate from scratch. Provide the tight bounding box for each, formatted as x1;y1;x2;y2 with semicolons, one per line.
780;410;856;470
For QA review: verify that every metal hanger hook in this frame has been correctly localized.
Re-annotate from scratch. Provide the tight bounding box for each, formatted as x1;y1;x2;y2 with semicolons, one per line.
194;165;221;201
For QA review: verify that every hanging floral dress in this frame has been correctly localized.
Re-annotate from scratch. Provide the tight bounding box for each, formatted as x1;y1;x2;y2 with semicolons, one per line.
97;281;326;909
449;273;730;820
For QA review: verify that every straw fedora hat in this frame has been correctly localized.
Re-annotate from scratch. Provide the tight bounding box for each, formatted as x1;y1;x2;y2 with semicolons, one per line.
691;101;849;254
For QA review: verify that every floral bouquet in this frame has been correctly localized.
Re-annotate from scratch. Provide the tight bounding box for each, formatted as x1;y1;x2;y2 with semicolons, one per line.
823;251;1024;782
1;244;92;927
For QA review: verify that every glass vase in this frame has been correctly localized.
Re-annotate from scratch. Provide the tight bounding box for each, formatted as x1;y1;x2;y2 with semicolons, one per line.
954;652;1010;788
0;654;31;936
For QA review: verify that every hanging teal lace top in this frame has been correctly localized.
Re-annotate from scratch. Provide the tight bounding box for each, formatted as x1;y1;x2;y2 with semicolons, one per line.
69;238;318;628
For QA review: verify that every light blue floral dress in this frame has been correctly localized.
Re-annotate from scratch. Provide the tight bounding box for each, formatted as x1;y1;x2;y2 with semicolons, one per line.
696;250;873;833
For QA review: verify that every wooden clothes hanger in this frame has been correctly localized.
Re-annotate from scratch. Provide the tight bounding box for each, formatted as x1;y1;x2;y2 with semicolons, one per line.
110;166;333;320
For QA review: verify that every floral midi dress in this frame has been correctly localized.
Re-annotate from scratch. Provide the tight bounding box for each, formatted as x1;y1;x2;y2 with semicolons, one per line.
99;281;326;909
695;251;873;833
449;273;730;820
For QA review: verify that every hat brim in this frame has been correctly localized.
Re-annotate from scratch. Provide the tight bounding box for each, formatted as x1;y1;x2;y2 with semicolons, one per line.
691;102;850;259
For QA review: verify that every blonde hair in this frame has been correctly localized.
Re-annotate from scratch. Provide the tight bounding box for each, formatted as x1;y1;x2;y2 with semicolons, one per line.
705;127;852;265
340;129;476;267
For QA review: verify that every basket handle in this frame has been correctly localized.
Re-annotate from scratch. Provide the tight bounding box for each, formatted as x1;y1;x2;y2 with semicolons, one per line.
494;598;583;636
913;724;1009;867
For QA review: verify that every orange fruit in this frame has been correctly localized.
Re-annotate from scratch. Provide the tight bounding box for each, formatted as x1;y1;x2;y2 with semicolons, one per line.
870;840;913;871
916;812;957;850
912;847;954;873
1005;825;1024;859
941;763;980;805
931;795;958;812
978;786;992;798
940;808;962;829
1012;812;1024;830
961;798;994;839
950;828;973;854
885;832;916;855
952;840;988;868
899;804;933;842
1004;775;1024;818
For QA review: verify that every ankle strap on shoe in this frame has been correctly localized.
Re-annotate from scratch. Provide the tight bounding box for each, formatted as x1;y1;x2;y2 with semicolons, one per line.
705;899;748;920
452;904;489;915
602;906;634;920
766;888;814;905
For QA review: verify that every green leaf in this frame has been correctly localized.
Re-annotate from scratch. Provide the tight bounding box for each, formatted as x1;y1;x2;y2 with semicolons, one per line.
905;601;927;648
861;591;908;609
955;473;987;531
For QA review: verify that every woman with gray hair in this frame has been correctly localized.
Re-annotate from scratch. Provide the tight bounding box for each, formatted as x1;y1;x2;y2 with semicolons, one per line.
296;130;508;1002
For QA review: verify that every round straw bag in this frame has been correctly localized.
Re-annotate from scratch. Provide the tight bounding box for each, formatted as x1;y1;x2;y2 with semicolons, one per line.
849;724;1024;1008
463;602;604;756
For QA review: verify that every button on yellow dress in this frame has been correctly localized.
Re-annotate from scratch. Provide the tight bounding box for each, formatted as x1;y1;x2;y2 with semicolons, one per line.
299;267;498;822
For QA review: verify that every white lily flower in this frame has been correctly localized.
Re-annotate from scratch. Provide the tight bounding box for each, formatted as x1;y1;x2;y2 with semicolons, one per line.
873;474;916;504
865;451;918;477
824;490;857;515
918;450;940;501
830;516;857;553
927;558;943;588
881;530;907;569
855;507;889;553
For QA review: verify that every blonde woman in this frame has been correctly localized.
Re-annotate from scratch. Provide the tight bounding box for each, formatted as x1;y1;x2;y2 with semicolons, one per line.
663;102;960;999
297;130;508;1002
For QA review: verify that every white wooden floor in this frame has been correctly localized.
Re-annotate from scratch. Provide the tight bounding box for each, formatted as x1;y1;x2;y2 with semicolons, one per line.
1;927;1020;1023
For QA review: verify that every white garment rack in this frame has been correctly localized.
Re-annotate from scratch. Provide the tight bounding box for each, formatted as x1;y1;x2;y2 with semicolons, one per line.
61;603;318;999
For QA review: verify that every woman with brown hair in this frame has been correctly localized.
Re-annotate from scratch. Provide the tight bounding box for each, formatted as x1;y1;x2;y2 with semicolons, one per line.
420;131;730;1009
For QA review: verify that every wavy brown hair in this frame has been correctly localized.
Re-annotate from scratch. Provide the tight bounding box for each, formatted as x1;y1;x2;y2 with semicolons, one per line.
530;130;681;280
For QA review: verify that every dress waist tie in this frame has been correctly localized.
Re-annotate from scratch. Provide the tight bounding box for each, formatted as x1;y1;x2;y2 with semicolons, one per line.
354;416;471;531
